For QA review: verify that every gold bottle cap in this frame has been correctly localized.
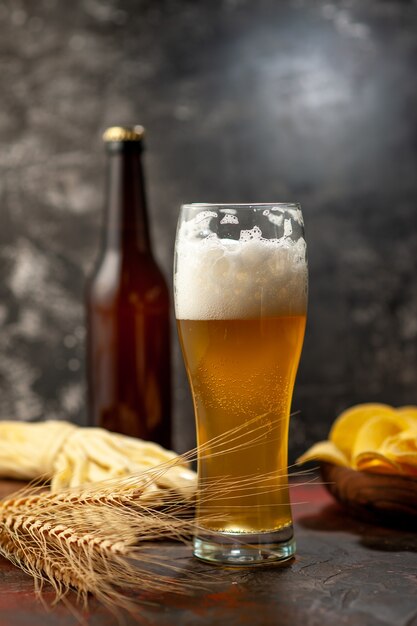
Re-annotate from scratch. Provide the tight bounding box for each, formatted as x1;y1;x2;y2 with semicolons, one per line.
102;126;145;142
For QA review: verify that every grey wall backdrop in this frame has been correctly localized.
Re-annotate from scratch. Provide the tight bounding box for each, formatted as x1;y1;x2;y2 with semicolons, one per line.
0;0;416;459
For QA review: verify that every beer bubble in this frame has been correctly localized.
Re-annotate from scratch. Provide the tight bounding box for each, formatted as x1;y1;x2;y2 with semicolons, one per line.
267;213;283;227
239;226;263;242
195;211;217;224
220;214;239;225
283;219;293;238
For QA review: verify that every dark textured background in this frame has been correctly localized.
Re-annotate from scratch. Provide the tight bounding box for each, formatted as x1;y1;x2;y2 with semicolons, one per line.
0;0;416;459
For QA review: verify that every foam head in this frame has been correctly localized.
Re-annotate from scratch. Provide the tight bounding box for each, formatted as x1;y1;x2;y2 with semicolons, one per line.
175;212;308;320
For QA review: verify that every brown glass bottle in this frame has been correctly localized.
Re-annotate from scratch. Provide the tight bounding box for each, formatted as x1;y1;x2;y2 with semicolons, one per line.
86;126;171;447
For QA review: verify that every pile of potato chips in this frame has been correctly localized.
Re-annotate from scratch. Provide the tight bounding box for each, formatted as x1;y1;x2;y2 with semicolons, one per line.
297;404;417;476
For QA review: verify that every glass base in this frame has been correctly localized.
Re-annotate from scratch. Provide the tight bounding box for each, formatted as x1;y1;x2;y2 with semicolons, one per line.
193;524;295;566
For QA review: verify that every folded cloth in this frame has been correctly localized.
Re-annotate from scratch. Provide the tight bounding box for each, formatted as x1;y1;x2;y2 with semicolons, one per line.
0;421;197;498
297;404;417;477
0;420;76;480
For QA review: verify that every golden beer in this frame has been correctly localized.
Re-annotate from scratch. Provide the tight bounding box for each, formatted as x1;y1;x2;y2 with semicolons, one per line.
175;203;308;564
178;315;306;533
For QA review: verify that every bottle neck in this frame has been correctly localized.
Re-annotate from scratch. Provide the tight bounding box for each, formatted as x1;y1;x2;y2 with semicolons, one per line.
105;145;152;254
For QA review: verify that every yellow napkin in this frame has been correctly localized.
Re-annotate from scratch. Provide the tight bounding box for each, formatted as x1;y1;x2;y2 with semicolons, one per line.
0;421;197;497
297;403;417;476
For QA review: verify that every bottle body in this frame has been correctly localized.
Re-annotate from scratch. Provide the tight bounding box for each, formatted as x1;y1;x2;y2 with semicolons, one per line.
86;127;171;447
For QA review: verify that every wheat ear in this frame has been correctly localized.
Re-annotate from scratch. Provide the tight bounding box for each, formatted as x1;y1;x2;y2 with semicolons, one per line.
0;418;249;611
0;414;311;613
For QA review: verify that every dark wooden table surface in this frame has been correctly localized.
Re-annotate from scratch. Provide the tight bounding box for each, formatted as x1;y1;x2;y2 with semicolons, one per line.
0;478;416;626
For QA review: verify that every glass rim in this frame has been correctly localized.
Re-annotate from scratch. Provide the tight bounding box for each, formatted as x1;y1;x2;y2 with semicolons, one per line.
181;202;301;211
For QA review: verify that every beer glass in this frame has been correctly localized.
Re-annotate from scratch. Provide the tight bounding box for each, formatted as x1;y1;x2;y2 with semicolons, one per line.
174;204;307;565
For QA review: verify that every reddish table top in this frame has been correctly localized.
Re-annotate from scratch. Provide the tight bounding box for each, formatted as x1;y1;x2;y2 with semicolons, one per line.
0;478;416;626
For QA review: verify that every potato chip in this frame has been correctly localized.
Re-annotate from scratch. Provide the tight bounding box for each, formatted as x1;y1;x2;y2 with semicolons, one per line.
298;403;417;478
352;413;412;460
329;403;395;460
396;406;417;426
355;451;404;475
392;463;417;477
296;441;349;467
379;431;417;468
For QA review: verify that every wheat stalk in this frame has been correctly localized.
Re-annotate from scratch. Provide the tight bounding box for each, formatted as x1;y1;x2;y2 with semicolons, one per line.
0;490;202;611
0;421;231;611
0;415;314;614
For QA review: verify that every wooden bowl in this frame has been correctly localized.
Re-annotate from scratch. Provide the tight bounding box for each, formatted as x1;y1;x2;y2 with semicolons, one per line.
320;462;417;527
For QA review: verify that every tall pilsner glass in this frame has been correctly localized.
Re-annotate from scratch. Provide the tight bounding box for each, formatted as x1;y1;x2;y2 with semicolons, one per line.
174;204;308;565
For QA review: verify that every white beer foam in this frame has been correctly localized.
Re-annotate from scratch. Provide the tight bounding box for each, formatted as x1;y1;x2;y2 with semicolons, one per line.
175;226;308;320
